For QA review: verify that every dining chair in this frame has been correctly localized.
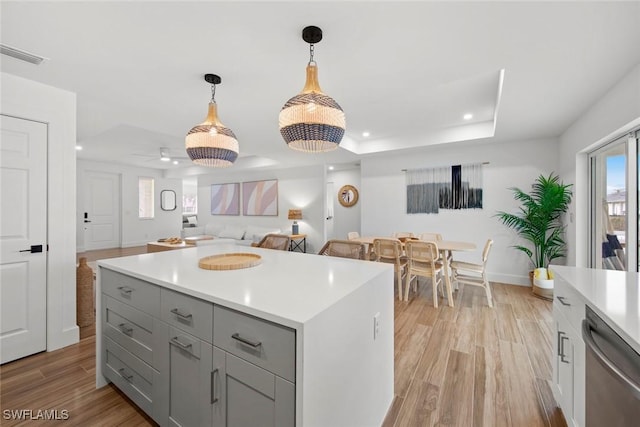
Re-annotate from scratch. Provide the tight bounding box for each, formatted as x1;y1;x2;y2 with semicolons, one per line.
318;239;366;260
450;239;494;307
392;232;414;239
418;232;443;242
373;238;408;301
347;231;360;240
252;234;291;251
404;240;444;305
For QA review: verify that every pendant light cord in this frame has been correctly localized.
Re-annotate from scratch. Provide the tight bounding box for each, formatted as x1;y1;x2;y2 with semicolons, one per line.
210;83;217;104
308;43;316;66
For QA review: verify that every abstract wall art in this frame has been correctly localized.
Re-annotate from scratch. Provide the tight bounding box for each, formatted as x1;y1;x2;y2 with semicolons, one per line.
406;163;483;214
210;182;240;215
242;179;278;216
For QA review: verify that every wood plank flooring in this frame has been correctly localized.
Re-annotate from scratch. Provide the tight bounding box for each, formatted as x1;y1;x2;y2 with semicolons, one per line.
1;247;565;426
384;280;566;427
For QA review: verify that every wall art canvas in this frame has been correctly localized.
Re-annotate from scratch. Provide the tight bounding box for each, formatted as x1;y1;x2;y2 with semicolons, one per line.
242;179;278;216
211;182;240;215
406;163;483;214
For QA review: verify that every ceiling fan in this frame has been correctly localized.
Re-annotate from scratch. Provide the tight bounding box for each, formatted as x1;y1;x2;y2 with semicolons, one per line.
130;147;191;165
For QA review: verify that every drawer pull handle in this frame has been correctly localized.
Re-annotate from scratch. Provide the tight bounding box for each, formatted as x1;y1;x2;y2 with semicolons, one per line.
117;286;133;295
118;323;133;336
231;333;262;349
170;308;193;321
118;368;133;382
170;336;193;350
556;296;571;306
211;369;219;404
558;331;570;363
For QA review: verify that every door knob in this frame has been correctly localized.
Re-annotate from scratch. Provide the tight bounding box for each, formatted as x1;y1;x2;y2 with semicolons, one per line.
20;245;43;253
84;220;91;223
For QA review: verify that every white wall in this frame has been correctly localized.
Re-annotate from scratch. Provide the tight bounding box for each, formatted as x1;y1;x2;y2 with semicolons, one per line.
361;137;560;285
1;72;79;350
196;165;326;253
559;63;640;267
77;160;183;249
327;168;361;240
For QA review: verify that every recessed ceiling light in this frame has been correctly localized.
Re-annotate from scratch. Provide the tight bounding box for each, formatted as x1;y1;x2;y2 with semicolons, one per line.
75;145;83;150
173;160;179;165
463;113;473;120
160;157;171;162
362;131;370;137
328;166;334;170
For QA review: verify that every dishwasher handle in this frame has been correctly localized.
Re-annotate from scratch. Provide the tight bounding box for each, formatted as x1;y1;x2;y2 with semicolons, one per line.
582;319;640;399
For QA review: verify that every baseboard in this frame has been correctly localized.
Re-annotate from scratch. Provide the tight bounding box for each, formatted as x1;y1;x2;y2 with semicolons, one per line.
121;241;149;248
487;272;530;287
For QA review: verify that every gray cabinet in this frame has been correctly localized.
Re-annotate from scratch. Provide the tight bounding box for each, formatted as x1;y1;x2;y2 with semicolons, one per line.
101;266;297;427
212;350;295;427
552;276;586;427
161;326;214;427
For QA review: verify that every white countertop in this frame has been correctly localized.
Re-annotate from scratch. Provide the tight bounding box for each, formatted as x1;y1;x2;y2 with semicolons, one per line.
550;266;640;352
98;243;392;328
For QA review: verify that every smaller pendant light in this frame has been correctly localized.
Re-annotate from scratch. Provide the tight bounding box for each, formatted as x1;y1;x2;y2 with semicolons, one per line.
185;74;239;167
279;26;346;152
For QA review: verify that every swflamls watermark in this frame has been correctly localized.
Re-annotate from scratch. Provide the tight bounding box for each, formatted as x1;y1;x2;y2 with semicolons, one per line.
3;409;70;421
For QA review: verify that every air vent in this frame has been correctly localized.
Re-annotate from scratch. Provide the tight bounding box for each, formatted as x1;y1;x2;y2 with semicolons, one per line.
0;44;48;65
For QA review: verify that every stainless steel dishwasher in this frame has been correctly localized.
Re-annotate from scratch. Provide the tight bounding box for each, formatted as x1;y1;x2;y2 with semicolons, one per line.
582;306;640;426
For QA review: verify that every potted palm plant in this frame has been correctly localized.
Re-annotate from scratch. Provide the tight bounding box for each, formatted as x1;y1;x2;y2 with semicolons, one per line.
496;173;573;300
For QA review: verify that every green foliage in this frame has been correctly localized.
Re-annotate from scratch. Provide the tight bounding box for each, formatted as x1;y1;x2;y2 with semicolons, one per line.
496;174;573;269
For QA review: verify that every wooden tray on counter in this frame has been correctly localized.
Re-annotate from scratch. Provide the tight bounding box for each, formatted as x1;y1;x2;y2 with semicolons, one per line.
198;253;262;270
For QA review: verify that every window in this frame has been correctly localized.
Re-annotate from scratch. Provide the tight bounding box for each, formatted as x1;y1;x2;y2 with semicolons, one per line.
589;129;639;271
182;177;198;214
139;177;154;219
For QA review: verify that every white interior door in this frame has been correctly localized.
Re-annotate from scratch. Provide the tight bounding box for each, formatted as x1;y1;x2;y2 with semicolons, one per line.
0;115;47;364
84;171;121;251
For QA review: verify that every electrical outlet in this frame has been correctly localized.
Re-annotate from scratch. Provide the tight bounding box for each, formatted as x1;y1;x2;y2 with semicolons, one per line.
374;312;380;340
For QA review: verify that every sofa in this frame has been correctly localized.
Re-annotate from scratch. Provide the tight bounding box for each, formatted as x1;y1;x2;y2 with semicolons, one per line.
180;223;282;247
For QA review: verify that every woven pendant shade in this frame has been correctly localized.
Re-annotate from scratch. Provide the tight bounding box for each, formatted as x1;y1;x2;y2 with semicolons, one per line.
280;63;346;152
186;74;239;168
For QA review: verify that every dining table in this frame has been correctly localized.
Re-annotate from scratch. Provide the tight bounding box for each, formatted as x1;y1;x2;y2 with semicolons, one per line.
351;236;476;307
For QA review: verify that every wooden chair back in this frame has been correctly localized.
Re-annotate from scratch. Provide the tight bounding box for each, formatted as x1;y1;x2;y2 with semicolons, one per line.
318;239;366;260
255;234;291;251
418;232;443;242
347;231;360;240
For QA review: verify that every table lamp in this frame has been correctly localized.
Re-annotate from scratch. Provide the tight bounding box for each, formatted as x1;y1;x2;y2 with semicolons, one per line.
288;209;302;235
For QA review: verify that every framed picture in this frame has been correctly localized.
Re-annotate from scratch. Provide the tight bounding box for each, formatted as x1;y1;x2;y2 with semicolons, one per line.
211;183;240;215
242;179;278;216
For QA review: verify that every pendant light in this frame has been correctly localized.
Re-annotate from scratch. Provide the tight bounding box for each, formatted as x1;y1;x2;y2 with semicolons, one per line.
185;74;239;167
279;26;346;152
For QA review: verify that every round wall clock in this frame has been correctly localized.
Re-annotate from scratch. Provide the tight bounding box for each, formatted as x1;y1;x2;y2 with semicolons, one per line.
338;185;359;207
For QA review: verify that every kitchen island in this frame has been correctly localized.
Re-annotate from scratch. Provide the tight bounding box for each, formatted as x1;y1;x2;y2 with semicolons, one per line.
96;243;394;427
550;266;640;427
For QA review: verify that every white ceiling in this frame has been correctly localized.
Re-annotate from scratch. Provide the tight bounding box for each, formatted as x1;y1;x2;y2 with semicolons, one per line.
2;1;639;175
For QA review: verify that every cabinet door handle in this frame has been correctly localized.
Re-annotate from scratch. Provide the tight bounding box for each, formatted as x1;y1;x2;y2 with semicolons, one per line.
170;336;193;351
170;308;193;321
558;332;570;363
556;296;571;306
211;369;219;404
118;368;133;382
231;333;262;349
117;286;133;295
118;323;133;336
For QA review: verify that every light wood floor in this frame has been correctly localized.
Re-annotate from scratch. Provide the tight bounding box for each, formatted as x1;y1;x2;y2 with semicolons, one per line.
2;247;565;426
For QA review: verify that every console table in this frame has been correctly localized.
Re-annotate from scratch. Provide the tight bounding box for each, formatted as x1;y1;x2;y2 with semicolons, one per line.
288;234;307;253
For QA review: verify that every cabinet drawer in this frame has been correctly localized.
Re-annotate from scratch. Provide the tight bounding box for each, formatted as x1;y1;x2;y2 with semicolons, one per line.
101;268;160;317
103;295;163;368
554;278;585;331
161;289;213;343
103;336;161;420
214;305;296;382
